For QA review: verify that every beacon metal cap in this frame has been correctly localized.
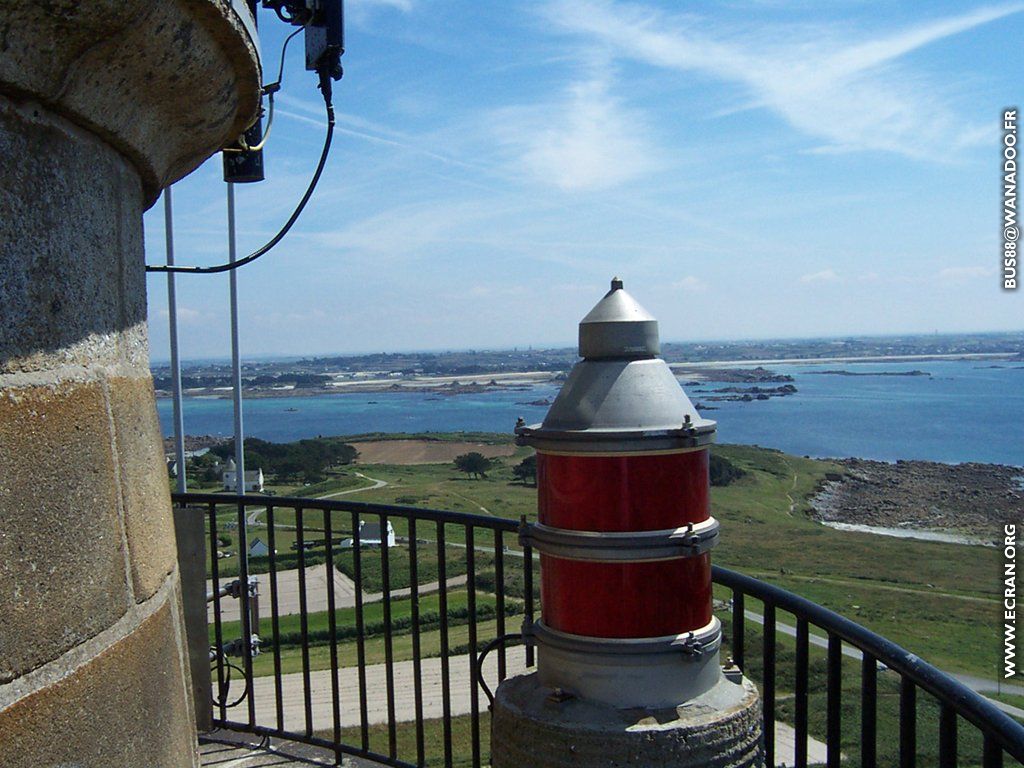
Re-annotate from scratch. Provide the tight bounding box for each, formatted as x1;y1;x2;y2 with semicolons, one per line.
579;278;660;359
516;279;715;453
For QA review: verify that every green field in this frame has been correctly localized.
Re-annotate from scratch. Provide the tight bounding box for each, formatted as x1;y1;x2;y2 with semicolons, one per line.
206;437;1002;678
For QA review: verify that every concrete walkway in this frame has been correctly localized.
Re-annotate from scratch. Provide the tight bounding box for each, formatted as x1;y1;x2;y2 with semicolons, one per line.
249;648;828;767
210;567;469;624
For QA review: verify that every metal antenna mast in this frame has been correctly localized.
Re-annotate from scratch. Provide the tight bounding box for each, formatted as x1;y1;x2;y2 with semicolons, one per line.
164;187;188;494
227;182;247;499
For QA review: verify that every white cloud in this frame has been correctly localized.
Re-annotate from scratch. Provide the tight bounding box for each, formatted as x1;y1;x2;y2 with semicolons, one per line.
541;0;1023;158
800;269;840;284
937;265;994;280
491;77;661;191
672;275;707;292
350;0;413;12
154;306;204;324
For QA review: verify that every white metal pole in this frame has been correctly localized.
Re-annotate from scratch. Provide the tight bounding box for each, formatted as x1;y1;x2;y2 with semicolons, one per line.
164;187;188;494
227;181;256;678
227;182;246;496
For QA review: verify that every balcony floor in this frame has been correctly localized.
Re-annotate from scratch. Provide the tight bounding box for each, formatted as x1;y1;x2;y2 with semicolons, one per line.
199;733;382;767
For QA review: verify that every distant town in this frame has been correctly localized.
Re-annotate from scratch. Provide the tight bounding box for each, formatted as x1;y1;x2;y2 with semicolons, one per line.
152;331;1024;399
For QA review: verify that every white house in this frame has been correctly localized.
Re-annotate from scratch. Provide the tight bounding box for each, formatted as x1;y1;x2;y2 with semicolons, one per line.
221;458;264;492
359;520;396;548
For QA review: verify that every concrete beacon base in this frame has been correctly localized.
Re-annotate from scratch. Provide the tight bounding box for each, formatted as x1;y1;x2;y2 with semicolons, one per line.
491;672;764;768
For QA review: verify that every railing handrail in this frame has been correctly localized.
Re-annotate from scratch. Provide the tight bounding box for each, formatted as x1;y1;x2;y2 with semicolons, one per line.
174;491;1024;765
713;564;1024;761
171;490;520;532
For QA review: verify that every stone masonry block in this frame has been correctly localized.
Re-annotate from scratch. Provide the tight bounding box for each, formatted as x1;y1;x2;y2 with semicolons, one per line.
0;380;130;682
108;375;178;600
0;597;199;768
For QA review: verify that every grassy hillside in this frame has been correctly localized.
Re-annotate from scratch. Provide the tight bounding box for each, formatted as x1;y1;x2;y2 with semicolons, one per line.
206;434;1001;679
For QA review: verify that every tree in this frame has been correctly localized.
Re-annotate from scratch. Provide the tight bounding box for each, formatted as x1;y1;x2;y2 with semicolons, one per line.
512;454;537;486
709;453;745;487
454;452;493;479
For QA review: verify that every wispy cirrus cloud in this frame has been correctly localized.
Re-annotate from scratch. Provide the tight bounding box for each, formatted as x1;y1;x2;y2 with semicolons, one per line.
937;265;995;281
540;0;1024;158
800;269;840;284
350;0;414;13
672;275;707;292
490;76;661;191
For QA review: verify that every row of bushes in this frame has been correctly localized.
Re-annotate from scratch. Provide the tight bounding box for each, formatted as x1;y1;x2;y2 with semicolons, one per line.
268;602;523;651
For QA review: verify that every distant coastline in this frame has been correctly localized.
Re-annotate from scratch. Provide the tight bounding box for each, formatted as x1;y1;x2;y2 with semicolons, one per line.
154;352;1021;399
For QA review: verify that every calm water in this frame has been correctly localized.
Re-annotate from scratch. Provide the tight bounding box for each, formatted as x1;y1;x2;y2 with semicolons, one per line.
157;360;1024;465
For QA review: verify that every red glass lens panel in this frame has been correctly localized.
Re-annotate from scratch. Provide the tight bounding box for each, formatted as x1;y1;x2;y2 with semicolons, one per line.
541;554;712;637
537;449;709;531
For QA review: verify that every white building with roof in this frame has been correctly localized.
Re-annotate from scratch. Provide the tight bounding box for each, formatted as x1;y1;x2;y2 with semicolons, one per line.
221;458;264;492
359;519;396;548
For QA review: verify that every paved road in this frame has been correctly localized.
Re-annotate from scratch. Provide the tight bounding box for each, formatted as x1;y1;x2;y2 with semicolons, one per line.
247;649;827;767
243;472;390;526
210;567;470;625
743;610;1024;719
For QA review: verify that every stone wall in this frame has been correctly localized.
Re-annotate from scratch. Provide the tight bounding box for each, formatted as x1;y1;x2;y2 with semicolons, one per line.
0;2;260;765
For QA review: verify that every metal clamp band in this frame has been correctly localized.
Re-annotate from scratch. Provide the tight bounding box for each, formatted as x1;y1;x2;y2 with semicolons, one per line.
515;423;716;454
520;518;719;562
529;618;722;661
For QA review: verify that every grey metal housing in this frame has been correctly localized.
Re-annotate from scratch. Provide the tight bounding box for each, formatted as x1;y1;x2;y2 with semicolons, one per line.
521;517;720;562
516;279;716;454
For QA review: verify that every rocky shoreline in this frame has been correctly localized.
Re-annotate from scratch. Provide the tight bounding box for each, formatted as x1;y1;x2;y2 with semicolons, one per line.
810;458;1023;540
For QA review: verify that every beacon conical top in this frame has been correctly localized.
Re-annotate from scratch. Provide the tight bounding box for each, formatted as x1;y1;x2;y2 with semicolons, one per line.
578;278;660;359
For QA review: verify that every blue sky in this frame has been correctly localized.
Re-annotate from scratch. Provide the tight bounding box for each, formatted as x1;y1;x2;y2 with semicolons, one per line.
144;0;1023;360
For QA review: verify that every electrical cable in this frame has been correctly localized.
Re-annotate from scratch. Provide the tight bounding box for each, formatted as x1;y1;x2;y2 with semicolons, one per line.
224;23;306;154
145;85;335;275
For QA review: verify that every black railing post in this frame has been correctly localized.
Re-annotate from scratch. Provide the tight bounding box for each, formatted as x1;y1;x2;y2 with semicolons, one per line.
295;507;313;736
323;509;342;759
900;675;917;768
437;522;453;768
208;502;227;722
467;525;480;768
380;513;398;759
795;618;809;768
494;530;507;682
827;634;842;768
408;517;426;766
351;510;369;752
523;539;535;668
732;590;745;671
763;603;776;767
861;652;878;768
266;505;284;733
939;703;957;768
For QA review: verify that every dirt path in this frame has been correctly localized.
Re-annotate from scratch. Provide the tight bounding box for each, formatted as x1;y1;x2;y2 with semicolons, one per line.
449;490;490;515
246;472;388;525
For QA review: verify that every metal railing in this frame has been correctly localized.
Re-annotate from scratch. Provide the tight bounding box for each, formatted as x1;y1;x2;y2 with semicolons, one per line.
175;492;1024;768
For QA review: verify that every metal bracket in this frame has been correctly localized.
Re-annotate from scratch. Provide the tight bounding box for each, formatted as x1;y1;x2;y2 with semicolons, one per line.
209;575;260;603
218;633;262;658
514;422;716;453
531;618;722;662
519;518;719;562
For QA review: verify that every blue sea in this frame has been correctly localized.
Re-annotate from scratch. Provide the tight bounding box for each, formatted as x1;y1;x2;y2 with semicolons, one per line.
157;360;1024;466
